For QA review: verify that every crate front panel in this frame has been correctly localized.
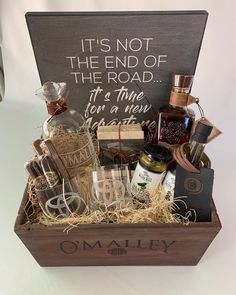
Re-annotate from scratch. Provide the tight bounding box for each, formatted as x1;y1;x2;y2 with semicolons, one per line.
16;224;220;266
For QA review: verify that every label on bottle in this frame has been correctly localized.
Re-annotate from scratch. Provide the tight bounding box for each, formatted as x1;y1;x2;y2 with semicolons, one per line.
130;162;163;195
159;119;192;146
162;170;175;200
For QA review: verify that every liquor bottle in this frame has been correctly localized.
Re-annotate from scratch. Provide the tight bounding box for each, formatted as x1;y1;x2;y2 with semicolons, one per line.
156;74;197;148
36;81;98;179
162;120;213;196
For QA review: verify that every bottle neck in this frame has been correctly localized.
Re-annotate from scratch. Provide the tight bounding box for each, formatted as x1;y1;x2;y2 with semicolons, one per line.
169;89;189;107
168;82;200;109
46;97;67;115
172;86;190;94
168;104;188;111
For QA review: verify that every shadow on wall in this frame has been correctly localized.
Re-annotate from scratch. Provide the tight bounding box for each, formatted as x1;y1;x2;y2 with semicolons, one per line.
0;46;4;101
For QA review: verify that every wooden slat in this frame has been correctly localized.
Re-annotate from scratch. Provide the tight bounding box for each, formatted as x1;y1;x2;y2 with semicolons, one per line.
14;185;221;266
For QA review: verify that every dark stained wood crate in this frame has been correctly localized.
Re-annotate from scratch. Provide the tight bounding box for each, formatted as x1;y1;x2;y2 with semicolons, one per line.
14;10;222;266
14;189;221;266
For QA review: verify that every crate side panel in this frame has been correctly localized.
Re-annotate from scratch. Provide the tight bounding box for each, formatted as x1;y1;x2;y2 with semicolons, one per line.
16;225;220;266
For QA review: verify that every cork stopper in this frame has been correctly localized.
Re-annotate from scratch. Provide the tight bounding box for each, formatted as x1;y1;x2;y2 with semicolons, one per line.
41;82;67;102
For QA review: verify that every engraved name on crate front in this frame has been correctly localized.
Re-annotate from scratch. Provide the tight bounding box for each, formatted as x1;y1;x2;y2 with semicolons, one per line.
59;239;176;256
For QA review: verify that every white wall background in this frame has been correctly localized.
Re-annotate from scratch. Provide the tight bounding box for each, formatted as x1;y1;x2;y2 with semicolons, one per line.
0;1;235;295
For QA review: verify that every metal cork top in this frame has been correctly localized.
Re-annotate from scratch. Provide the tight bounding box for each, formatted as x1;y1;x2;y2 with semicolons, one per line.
172;74;194;93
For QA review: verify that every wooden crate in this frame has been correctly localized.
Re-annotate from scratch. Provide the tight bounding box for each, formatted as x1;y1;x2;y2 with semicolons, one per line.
14;189;221;266
15;11;222;267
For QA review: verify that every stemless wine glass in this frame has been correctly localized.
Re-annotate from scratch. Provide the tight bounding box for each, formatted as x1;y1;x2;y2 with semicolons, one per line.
35;179;86;218
88;164;133;211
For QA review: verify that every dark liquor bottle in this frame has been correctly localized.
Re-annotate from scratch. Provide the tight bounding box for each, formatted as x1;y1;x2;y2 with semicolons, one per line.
156;74;197;148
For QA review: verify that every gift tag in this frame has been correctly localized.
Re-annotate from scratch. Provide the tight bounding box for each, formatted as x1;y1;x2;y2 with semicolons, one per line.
174;165;214;222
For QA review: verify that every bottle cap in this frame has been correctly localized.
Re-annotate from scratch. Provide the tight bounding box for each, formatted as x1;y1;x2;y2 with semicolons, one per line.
192;121;213;143
35;81;68;115
144;144;172;163
172;74;194;93
169;74;197;107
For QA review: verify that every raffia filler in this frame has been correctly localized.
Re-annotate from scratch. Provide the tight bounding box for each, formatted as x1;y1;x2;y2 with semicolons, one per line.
25;178;192;230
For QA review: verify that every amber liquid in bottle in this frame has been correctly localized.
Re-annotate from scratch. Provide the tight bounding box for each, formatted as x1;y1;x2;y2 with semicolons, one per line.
158;105;195;145
156;74;195;147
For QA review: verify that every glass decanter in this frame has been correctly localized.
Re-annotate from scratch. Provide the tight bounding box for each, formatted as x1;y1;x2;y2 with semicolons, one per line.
36;81;98;180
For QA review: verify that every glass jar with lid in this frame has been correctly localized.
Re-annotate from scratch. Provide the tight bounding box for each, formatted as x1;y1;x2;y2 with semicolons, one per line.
130;144;172;200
